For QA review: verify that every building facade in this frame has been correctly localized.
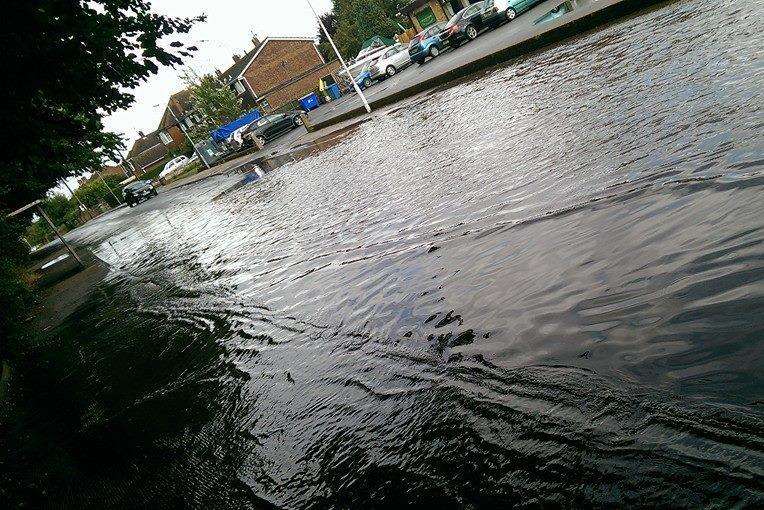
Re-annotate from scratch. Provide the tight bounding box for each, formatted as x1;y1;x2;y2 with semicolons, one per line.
220;37;341;112
401;0;478;32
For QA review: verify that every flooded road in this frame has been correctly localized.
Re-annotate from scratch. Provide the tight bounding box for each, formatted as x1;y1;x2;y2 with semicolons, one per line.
7;0;764;507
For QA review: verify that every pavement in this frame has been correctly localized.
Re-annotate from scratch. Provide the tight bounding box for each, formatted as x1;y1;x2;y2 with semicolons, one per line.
157;0;658;193
307;0;648;128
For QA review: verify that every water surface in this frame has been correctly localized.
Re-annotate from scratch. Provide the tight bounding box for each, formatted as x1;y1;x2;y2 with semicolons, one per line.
8;0;764;507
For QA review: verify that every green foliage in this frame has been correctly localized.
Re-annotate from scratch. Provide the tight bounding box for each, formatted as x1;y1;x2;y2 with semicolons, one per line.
73;175;125;209
330;0;405;59
0;0;203;351
142;159;172;182
182;70;245;141
1;0;203;212
0;220;33;358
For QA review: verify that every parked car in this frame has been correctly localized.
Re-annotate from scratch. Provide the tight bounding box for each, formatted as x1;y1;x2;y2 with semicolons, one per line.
479;0;514;24
159;155;190;181
123;180;157;207
241;111;305;146
408;22;448;65
354;62;374;90
340;45;392;86
370;43;412;79
501;0;545;20
444;0;516;47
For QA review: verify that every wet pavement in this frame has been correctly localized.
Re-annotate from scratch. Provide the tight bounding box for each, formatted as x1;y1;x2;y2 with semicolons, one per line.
307;0;648;128
3;0;764;507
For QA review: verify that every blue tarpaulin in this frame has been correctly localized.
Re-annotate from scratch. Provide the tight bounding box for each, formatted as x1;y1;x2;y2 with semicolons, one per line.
211;109;261;142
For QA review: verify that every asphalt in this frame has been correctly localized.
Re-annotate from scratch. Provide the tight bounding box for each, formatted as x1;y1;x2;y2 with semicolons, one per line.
187;0;658;174
38;0;660;257
306;0;633;127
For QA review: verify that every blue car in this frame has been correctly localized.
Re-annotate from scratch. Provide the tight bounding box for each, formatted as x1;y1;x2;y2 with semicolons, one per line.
408;22;448;65
354;62;374;89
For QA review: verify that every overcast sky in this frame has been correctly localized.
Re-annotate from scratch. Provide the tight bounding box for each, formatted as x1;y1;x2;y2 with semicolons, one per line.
104;0;333;153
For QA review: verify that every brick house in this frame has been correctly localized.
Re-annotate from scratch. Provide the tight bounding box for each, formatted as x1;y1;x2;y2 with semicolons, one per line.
157;88;200;151
76;164;130;187
126;130;169;174
219;36;342;112
126;89;199;175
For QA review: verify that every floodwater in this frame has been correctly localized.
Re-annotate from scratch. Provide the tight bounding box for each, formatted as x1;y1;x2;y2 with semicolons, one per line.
6;0;764;507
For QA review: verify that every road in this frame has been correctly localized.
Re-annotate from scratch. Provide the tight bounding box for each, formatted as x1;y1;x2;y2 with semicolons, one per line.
307;0;602;127
172;0;640;180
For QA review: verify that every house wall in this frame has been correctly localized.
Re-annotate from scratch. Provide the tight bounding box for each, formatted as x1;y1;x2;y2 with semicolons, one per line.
242;40;325;98
260;61;342;111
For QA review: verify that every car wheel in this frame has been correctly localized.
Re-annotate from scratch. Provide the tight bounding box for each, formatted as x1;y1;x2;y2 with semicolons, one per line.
152;189;158;196
127;201;134;207
429;45;440;58
386;65;396;77
363;77;372;89
257;135;266;147
293;116;303;127
466;25;478;40
506;8;516;21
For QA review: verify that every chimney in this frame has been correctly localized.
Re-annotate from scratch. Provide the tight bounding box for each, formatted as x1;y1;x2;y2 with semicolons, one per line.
251;35;261;48
232;53;241;62
138;130;145;138
215;69;222;78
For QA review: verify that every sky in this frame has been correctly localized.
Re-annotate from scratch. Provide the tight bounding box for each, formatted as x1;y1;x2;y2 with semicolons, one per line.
103;0;333;154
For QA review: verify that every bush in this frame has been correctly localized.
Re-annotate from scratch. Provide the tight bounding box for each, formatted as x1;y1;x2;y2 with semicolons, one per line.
0;220;33;359
74;174;124;208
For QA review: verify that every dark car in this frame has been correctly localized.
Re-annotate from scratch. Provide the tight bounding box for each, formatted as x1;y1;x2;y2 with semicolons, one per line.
242;111;305;147
445;0;514;47
123;180;157;207
408;22;448;65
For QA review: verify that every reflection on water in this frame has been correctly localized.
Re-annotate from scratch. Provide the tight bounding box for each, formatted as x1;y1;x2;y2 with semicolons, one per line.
535;1;577;25
6;0;764;507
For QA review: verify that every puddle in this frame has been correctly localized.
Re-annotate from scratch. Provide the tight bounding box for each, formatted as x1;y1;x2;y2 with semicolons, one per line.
40;253;70;270
534;0;586;25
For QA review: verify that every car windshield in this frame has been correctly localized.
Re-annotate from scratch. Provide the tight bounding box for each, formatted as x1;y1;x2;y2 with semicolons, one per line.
256;117;269;127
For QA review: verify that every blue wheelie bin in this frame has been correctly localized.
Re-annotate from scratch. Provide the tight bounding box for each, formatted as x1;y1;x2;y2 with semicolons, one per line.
299;92;320;111
327;83;341;100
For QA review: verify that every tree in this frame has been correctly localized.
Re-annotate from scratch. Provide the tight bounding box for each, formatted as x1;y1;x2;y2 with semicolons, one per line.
316;11;338;61
181;70;245;141
330;0;404;59
0;0;203;354
74;175;125;209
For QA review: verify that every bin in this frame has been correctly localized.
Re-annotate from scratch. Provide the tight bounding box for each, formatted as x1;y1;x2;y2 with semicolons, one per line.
327;83;341;100
299;92;320;111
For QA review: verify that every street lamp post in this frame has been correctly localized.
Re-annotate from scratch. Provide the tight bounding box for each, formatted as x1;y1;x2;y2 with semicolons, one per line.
305;0;372;114
96;170;122;205
166;105;211;169
59;178;92;220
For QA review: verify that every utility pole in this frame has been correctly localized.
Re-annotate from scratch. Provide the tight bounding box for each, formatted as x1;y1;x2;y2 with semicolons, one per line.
305;0;371;113
167;105;210;169
96;170;122;205
59;178;92;220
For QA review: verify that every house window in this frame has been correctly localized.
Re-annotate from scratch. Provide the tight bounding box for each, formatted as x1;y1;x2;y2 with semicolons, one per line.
159;130;173;145
234;80;246;94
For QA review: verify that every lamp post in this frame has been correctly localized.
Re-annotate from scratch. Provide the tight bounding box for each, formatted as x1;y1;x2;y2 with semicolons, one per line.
305;0;371;114
59;178;93;220
96;170;122;205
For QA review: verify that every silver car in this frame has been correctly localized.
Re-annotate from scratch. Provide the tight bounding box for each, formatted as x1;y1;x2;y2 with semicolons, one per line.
370;44;412;79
